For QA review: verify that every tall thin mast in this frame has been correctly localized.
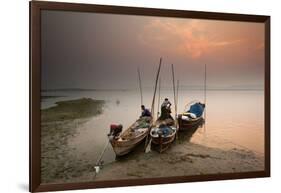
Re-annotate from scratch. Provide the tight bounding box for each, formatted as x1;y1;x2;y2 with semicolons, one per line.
137;67;143;106
157;78;161;119
172;64;177;120
176;80;179;111
204;63;207;132
151;58;162;120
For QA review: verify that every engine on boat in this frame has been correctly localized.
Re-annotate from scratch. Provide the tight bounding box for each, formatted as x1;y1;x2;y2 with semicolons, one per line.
108;124;123;139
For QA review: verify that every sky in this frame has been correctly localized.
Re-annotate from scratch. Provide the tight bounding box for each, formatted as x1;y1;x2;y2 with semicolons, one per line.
41;10;265;90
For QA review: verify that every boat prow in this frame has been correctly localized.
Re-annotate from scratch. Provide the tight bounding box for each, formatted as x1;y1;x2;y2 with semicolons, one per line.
150;118;177;153
109;117;152;156
178;101;205;131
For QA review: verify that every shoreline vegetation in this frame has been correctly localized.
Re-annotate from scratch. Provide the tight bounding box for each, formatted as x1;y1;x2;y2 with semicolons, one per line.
41;97;264;184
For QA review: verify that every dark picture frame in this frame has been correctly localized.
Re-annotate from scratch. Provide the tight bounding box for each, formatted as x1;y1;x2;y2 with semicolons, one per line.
30;1;270;192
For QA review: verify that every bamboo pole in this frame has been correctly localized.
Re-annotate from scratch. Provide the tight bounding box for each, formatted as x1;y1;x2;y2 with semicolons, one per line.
171;64;177;120
176;79;179;112
151;58;162;120
204;63;207;132
145;58;162;152
137;67;143;106
157;78;161;119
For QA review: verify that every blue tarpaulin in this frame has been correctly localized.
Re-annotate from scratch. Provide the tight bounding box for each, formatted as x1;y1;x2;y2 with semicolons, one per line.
188;103;204;117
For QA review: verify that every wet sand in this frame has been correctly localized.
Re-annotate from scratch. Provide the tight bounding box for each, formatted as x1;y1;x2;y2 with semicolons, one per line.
41;98;105;183
95;142;264;181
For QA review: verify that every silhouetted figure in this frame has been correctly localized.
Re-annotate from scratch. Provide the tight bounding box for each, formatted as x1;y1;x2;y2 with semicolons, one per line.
159;98;173;120
140;105;152;117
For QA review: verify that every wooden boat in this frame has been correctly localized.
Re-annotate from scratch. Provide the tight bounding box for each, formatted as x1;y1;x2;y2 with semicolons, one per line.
149;63;179;153
109;117;152;156
150;117;177;153
177;118;204;142
177;101;205;131
109;58;162;156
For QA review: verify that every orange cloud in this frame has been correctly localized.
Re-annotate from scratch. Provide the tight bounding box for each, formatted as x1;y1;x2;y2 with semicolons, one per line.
138;19;244;59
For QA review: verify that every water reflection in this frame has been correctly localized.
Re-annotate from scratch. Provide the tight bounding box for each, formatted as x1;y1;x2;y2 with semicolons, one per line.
177;118;205;143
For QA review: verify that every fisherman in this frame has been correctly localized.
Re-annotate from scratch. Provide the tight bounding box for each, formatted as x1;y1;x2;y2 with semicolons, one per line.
159;98;173;120
140;105;152;117
161;98;172;109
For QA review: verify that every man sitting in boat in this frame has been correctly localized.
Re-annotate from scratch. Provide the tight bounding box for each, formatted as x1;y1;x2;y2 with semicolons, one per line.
140;105;152;117
159;98;173;120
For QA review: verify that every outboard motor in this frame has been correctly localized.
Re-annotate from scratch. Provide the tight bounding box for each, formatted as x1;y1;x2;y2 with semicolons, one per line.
108;124;123;139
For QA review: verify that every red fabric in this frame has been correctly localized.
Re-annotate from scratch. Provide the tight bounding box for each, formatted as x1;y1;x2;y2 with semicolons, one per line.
110;124;119;129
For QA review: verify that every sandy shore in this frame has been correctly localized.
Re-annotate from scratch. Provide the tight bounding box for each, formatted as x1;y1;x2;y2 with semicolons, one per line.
95;141;264;181
41;98;105;184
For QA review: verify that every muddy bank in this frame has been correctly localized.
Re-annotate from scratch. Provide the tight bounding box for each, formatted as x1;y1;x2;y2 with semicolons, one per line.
95;142;264;181
41;98;105;184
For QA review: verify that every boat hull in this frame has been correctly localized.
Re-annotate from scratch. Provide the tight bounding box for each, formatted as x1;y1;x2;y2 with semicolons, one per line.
110;129;149;156
150;118;177;153
177;115;203;131
109;117;152;156
151;133;176;153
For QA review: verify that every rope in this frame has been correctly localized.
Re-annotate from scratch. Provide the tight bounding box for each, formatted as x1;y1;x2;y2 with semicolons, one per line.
94;140;110;173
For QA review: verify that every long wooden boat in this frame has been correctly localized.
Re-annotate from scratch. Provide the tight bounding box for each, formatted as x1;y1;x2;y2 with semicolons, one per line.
109;58;162;156
109;116;152;156
150;117;177;153
177;101;205;131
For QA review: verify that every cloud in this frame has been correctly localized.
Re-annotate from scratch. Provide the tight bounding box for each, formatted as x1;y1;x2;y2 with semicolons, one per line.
138;19;244;59
255;42;264;50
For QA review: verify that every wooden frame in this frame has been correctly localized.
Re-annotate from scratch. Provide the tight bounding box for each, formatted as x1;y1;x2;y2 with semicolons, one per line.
30;1;270;192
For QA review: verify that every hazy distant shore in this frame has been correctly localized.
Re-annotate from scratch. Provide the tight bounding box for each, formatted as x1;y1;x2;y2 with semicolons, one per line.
41;98;105;183
41;86;264;92
41;95;65;100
